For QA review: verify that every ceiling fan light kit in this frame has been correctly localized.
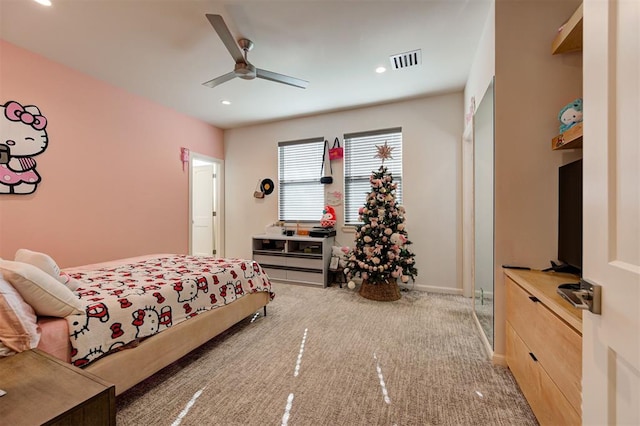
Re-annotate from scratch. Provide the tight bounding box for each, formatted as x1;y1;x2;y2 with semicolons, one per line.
203;14;309;89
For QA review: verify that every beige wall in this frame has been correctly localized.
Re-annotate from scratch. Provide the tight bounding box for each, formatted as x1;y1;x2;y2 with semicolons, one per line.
224;94;464;292
463;3;495;300
465;1;496;120
492;0;582;356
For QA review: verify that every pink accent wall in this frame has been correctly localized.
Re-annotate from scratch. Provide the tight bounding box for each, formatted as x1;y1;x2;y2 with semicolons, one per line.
0;41;224;267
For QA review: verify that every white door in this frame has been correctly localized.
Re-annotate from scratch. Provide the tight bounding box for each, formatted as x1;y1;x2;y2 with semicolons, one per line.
192;163;215;256
582;0;640;424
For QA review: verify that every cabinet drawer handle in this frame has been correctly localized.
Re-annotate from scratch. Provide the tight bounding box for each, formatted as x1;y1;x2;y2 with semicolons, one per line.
529;352;538;362
528;296;540;303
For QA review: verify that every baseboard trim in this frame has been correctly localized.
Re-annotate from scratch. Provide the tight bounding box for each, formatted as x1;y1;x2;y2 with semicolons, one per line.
405;283;463;295
492;353;507;366
472;311;494;360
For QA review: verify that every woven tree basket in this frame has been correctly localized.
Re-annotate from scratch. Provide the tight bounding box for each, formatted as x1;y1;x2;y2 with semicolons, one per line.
359;279;401;302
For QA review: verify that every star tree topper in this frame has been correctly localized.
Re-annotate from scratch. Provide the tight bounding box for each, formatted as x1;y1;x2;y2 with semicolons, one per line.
374;141;394;163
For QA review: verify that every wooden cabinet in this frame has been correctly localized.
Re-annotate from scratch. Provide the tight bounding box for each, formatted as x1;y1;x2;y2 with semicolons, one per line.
252;234;334;287
0;349;115;425
504;269;582;425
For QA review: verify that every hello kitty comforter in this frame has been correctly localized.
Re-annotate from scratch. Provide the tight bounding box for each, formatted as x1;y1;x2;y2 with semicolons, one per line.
65;255;274;367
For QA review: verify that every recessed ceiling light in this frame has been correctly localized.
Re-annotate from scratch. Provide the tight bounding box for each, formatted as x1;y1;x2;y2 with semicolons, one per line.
33;0;52;6
375;66;387;74
221;100;231;105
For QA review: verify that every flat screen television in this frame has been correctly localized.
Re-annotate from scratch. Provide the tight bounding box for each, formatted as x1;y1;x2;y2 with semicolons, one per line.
557;159;583;275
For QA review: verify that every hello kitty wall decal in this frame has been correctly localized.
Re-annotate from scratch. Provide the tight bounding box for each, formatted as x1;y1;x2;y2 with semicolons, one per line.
0;100;49;195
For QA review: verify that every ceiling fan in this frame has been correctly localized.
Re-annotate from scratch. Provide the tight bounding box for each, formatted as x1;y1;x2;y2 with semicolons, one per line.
203;14;309;89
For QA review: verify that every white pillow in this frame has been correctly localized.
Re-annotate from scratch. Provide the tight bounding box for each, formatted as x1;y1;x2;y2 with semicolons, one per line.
0;260;83;317
15;249;80;291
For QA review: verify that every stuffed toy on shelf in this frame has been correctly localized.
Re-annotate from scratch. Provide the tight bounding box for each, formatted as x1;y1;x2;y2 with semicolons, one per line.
320;205;336;228
558;98;583;133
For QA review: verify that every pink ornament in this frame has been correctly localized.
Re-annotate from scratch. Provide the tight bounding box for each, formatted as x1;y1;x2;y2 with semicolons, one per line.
401;275;410;283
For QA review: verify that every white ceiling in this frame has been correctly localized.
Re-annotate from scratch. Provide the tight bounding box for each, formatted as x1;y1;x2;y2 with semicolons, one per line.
0;0;491;129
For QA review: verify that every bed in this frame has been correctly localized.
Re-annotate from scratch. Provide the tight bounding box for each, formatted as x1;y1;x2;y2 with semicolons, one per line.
0;252;273;395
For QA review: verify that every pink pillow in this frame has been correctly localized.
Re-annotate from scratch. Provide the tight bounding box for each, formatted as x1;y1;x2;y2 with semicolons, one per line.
0;275;40;355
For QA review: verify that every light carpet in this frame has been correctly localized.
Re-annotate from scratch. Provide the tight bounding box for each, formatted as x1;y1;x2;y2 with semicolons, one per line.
116;282;537;425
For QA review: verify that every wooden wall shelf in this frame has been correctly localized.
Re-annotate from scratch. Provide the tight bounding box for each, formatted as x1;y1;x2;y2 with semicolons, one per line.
552;122;583;150
552;3;583;54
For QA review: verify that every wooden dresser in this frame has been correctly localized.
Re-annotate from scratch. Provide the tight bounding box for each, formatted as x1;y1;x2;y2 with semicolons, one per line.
0;349;115;425
504;269;582;425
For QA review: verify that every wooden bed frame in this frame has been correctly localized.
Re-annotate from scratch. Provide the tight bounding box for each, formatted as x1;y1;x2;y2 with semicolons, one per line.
84;291;270;396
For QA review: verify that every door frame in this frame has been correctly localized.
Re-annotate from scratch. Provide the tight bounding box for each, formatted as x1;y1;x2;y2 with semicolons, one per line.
188;152;225;258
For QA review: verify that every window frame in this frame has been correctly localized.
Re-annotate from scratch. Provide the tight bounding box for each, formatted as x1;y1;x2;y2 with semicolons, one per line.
343;127;403;226
277;136;326;222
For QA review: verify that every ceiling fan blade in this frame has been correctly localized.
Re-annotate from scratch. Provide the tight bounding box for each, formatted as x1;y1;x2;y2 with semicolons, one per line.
202;71;237;88
205;14;245;63
256;68;309;89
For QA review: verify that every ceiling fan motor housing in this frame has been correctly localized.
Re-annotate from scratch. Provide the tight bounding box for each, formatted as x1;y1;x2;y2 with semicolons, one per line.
204;15;307;88
234;62;257;79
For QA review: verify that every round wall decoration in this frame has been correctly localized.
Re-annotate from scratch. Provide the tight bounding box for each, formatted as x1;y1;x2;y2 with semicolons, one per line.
261;178;275;195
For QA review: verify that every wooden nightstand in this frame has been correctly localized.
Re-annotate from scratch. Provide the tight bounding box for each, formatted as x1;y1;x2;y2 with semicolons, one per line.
0;349;115;425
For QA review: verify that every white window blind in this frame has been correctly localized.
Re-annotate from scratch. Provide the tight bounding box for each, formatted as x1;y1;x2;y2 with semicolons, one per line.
344;127;403;225
278;137;325;222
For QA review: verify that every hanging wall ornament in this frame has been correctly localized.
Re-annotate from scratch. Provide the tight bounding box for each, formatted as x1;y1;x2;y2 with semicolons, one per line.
253;179;265;198
261;178;274;195
0;100;49;195
326;190;343;206
320;139;333;184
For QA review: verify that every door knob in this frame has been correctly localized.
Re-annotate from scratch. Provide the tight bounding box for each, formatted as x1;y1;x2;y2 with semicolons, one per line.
557;279;602;314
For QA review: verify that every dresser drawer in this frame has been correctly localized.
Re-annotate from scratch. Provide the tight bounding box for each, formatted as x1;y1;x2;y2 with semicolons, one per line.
286;269;323;285
254;254;287;267
506;323;580;426
261;267;287;280
506;277;582;412
286;256;323;270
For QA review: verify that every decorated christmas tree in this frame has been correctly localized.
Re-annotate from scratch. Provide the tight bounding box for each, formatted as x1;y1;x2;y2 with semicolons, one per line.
345;142;417;301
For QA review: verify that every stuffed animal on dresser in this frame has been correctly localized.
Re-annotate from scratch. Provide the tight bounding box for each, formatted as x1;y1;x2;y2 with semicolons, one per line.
558;98;583;133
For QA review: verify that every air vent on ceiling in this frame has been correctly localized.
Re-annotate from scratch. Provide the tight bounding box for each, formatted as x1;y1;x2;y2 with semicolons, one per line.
389;49;422;70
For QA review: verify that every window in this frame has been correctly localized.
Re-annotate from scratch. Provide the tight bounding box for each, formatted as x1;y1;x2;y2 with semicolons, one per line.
278;137;325;222
344;127;403;225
